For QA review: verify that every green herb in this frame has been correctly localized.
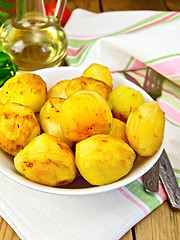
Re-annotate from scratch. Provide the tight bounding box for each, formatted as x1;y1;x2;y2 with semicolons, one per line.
0;10;9;26
0;1;12;26
0;2;18;86
0;51;18;87
0;1;12;8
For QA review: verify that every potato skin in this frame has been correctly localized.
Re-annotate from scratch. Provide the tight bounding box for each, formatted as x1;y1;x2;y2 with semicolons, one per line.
109;85;144;122
47;80;69;100
60;90;113;142
39;97;74;147
82;63;113;88
75;134;136;186
65;76;111;101
0;102;40;156
14;133;76;187
0;73;47;112
109;118;128;143
126;101;165;156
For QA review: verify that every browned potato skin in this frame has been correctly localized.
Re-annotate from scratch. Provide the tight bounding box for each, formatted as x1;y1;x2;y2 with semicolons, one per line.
126;101;165;156
47;80;69;100
75;134;136;186
14;133;76;187
60;90;113;142
39;97;74;147
0;73;47;112
0;102;40;156
65;76;111;101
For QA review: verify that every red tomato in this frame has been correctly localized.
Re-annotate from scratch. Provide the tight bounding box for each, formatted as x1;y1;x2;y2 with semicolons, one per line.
45;2;71;27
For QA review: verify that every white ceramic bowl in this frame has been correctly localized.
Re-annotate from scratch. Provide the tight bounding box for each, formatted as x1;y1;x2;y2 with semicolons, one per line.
0;67;164;195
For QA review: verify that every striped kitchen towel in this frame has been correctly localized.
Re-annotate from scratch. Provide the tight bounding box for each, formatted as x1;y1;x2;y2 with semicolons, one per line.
65;9;180;82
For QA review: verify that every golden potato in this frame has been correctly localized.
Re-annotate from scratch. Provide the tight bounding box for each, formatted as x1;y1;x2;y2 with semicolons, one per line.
109;85;144;122
65;76;111;101
60;90;113;142
39;97;74;147
126;101;165;156
0;102;40;156
75;134;136;186
47;80;69;100
0;73;47;112
14;133;76;187
109;118;128;143
82;63;113;88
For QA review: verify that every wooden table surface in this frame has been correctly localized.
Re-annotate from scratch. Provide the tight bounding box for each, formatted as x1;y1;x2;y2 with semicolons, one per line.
0;0;180;240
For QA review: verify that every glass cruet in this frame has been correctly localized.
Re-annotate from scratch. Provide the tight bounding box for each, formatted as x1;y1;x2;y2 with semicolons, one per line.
0;0;68;71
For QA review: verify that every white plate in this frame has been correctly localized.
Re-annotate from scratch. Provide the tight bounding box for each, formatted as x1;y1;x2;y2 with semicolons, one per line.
0;67;164;195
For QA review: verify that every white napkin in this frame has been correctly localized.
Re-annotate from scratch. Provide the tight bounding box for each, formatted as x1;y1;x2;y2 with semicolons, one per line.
0;171;152;240
0;9;179;240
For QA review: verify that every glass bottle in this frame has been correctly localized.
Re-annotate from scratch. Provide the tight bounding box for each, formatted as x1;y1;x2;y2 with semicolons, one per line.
0;0;68;71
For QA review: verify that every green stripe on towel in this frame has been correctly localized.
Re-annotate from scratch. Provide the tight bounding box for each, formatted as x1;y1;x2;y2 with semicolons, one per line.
125;180;161;211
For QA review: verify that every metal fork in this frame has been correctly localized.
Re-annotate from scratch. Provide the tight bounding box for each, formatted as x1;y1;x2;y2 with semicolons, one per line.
143;67;164;193
143;68;180;209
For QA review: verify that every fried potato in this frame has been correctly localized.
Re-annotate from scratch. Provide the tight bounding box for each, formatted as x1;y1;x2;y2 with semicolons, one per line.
109;85;144;122
47;80;69;100
0;73;47;113
39;97;74;147
82;63;113;88
65;76;111;101
14;133;76;187
108;118;128;143
75;134;136;186
0;102;40;156
60;90;113;142
126;101;165;156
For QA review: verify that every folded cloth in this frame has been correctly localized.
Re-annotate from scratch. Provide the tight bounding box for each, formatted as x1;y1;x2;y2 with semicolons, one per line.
0;9;179;240
65;9;180;81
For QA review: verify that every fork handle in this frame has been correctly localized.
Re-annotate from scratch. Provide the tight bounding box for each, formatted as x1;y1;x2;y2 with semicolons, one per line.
144;159;160;193
159;150;180;209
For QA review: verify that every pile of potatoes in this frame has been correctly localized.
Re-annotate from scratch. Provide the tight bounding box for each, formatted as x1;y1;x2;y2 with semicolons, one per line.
0;63;165;187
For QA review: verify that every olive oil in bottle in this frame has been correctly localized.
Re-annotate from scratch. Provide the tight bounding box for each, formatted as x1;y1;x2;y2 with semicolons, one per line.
0;0;68;71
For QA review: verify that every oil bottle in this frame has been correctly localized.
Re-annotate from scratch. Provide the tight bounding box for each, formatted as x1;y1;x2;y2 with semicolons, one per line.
0;0;68;71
